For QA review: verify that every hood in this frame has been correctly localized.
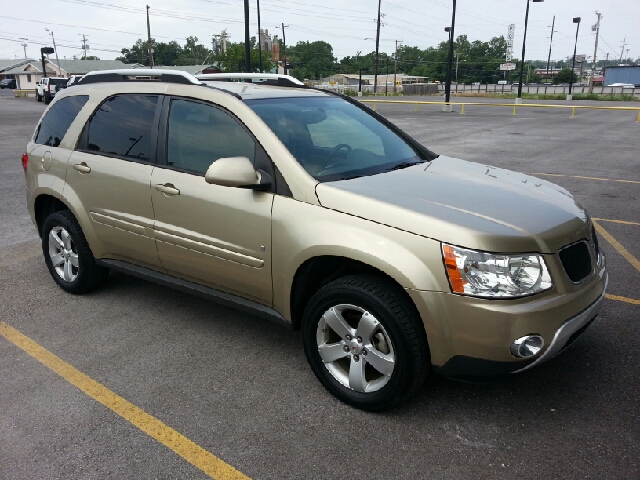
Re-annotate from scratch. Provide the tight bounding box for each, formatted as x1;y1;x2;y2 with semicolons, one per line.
315;156;590;253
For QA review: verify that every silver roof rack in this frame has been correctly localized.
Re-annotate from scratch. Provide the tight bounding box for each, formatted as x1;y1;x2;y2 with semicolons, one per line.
76;69;202;86
196;73;304;87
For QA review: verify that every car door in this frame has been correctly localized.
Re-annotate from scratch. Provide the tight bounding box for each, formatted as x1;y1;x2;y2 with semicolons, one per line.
150;97;273;304
65;93;163;269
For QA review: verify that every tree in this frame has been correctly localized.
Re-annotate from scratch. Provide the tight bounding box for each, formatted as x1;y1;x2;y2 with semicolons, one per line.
554;68;577;84
287;41;336;80
210;38;274;73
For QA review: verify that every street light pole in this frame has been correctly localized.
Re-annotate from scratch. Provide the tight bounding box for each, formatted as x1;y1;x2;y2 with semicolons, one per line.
19;38;28;59
517;0;543;101
443;0;456;110
568;17;581;97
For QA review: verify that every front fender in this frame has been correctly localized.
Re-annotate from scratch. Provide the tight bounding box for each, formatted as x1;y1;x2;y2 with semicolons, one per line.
271;196;449;322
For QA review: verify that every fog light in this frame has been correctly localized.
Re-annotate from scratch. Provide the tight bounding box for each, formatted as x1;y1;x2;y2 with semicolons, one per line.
510;335;544;358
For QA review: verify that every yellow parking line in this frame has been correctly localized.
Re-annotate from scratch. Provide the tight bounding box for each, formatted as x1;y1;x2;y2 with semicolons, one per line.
593;220;640;273
0;322;251;480
605;294;640;305
593;218;640;227
527;173;640;184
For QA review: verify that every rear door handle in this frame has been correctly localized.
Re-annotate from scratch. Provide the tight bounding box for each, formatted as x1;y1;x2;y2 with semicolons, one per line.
155;183;180;196
73;162;91;173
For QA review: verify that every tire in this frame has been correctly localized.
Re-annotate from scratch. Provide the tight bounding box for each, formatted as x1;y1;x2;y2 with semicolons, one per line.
44;93;51;104
302;275;430;411
42;210;109;294
36;91;41;102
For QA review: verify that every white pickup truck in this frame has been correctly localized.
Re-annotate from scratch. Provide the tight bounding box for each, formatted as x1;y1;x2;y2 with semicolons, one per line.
35;77;68;104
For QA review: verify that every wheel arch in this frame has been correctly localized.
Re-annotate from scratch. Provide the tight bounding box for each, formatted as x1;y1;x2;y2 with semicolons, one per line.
34;194;72;237
289;254;424;333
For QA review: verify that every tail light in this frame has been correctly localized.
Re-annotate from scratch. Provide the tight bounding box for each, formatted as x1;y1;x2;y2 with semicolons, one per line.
21;152;28;172
47;84;51;92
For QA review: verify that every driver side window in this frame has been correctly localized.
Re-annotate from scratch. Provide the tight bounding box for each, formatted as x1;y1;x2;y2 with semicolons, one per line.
167;99;256;175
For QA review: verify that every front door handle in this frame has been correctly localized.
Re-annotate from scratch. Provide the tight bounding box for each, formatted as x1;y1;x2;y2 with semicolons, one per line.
73;162;91;173
155;183;180;196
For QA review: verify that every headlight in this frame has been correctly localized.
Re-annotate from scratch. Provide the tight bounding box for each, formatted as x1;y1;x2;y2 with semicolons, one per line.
442;244;553;298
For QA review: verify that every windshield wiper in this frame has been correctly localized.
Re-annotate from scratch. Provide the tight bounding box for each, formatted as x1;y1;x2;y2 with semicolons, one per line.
385;161;422;172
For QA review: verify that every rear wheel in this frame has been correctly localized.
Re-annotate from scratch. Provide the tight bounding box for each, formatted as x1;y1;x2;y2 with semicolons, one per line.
44;93;51;104
302;275;429;411
42;210;109;294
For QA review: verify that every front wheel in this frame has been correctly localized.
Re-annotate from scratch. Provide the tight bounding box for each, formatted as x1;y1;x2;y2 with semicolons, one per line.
302;275;430;411
42;210;109;294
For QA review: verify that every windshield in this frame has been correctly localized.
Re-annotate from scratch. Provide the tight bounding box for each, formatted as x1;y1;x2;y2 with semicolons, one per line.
245;96;425;181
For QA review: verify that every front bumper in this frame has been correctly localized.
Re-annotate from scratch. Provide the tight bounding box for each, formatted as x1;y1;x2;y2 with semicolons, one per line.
407;253;607;376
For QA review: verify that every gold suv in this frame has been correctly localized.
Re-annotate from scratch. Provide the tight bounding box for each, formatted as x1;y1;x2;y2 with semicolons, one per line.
24;70;607;410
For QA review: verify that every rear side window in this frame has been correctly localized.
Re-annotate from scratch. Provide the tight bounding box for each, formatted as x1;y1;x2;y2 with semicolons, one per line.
34;95;89;147
85;95;159;162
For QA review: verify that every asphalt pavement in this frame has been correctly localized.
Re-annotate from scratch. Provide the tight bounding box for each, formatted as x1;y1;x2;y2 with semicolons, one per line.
1;93;638;479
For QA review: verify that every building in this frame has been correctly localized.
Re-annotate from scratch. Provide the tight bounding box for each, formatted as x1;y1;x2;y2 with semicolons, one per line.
321;73;428;87
3;58;134;90
0;59;33;81
604;65;640;86
259;29;280;62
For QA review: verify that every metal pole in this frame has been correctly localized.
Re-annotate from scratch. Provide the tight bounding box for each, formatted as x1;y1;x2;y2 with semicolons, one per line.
385;57;389;96
146;6;154;67
22;43;27;59
569;19;580;95
281;23;287;75
546;16;555;79
517;0;531;98
393;40;400;94
359;68;362;93
257;0;262;73
374;0;382;95
244;0;251;72
444;0;456;104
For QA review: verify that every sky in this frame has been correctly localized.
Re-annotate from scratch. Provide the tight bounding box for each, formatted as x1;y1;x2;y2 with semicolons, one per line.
0;0;637;65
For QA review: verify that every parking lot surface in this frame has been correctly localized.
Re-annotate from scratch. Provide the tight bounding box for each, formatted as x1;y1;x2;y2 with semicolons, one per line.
1;94;638;479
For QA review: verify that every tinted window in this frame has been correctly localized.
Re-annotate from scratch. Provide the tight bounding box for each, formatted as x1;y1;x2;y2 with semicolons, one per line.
247;96;422;182
86;95;158;161
166;99;255;175
34;95;89;147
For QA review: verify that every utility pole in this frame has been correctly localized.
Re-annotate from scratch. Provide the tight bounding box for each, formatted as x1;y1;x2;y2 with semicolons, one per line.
281;23;288;75
444;0;456;109
374;0;382;95
45;29;60;76
243;0;251;72
619;38;626;63
146;6;154;67
588;12;601;94
19;38;28;59
546;16;556;78
80;34;88;60
393;39;402;94
257;0;262;73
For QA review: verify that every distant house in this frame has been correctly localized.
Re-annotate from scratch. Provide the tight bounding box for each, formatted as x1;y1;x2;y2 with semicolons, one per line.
0;59;34;81
3;59;137;90
321;73;428;87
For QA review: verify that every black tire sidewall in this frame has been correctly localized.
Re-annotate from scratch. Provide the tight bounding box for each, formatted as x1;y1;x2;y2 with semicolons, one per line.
42;211;95;293
302;279;415;411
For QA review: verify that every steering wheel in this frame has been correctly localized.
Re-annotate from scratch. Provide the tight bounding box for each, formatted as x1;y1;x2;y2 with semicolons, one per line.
323;143;352;169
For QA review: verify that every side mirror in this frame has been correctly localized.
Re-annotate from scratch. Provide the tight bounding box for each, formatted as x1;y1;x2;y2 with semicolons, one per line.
204;156;272;191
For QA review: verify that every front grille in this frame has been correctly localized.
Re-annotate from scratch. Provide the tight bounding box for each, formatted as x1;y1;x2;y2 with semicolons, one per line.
559;241;592;283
